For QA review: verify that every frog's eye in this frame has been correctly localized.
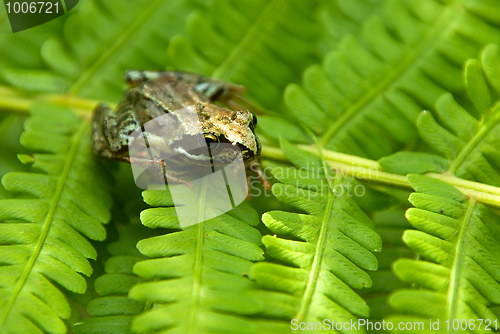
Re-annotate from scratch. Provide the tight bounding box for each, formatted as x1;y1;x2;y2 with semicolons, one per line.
250;113;257;127
202;133;220;150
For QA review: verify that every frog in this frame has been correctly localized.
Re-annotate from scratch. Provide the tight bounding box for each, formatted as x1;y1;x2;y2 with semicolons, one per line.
92;70;267;188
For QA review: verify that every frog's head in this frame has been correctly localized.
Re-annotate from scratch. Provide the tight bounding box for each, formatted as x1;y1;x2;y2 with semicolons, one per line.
199;105;261;164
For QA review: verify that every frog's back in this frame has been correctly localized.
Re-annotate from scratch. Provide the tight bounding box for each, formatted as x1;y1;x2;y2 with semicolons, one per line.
117;75;209;126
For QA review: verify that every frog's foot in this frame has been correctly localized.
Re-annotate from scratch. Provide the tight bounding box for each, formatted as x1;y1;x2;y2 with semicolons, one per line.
238;159;271;199
248;160;271;190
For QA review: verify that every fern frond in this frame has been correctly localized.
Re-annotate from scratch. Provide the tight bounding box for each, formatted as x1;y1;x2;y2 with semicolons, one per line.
284;0;500;159
1;0;195;100
250;139;397;330
0;0;68;91
0;104;111;333
318;0;385;53
380;44;500;188
128;191;265;333
359;210;414;323
166;0;320;110
0;5;10;33
388;174;500;327
74;224;154;334
0;1;65;77
0;115;29;200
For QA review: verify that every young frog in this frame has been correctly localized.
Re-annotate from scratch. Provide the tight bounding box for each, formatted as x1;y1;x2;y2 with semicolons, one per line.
92;70;268;188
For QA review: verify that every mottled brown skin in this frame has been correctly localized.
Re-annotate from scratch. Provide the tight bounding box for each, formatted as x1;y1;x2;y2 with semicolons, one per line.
92;70;262;185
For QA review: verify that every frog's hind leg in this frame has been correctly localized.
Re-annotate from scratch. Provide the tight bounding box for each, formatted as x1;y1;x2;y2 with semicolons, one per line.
173;72;263;114
124;69;194;87
189;76;246;104
124;70;169;86
174;72;250;109
124;69;246;103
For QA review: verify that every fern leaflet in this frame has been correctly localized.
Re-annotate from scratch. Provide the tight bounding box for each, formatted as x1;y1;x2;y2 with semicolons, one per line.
166;0;320;111
380;44;500;188
250;138;397;331
0;104;111;333
358;210;414;323
317;0;386;53
388;175;500;329
128;190;266;333
0;115;29;200
74;223;154;334
0;0;194;100
282;0;500;160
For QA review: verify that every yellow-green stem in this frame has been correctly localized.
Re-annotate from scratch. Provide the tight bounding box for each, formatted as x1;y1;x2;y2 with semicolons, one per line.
0;86;115;119
261;145;500;208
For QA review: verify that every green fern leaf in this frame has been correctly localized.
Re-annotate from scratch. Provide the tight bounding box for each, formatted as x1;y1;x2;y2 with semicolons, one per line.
0;4;65;82
128;190;265;333
388;174;500;328
358;210;414;324
0;115;29;200
257;116;310;144
380;44;500;187
74;224;155;334
0;5;10;33
1;0;194;100
250;139;397;330
283;0;500;160
0;104;111;333
166;0;320;110
318;0;385;53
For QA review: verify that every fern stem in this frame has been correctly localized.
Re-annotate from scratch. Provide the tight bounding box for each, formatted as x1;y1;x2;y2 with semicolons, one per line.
447;196;476;326
186;178;209;333
448;105;500;175
0;85;107;118
261;145;500;208
296;181;337;322
0;95;31;113
0;120;88;330
295;153;340;322
319;0;461;147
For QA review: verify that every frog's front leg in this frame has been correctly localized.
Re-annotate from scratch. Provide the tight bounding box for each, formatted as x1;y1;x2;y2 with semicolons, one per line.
92;103;118;160
92;103;138;161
